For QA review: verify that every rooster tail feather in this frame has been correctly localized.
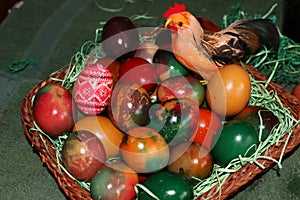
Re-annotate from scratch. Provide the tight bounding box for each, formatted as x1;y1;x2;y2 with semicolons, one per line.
224;19;280;54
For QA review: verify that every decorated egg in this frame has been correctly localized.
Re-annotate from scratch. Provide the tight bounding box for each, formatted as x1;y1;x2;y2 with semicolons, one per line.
148;98;199;146
85;56;120;85
102;16;139;60
108;82;151;132
62;130;106;181
73;116;124;158
73;64;113;115
120;127;169;173
153;49;189;81
157;75;206;105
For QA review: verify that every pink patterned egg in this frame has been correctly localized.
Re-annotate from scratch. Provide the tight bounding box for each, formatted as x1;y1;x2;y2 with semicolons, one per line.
74;64;113;115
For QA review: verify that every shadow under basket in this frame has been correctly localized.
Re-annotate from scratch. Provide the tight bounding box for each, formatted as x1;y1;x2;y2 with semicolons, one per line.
21;61;300;199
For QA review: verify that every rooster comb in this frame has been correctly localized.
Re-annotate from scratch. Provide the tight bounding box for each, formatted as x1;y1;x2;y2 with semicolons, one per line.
163;2;186;19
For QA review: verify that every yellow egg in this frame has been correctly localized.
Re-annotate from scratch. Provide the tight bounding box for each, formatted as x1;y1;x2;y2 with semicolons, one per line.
206;64;251;116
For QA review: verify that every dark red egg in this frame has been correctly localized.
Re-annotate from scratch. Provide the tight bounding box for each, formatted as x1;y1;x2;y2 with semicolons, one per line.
62;130;106;181
102;16;139;60
118;57;158;93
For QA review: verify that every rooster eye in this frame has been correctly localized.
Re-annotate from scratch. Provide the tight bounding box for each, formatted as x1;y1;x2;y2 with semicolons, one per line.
179;22;183;27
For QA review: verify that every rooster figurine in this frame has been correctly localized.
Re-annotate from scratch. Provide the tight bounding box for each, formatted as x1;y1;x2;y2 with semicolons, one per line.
164;3;279;80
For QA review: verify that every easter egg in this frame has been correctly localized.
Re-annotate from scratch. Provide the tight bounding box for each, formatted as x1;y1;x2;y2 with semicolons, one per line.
134;42;159;64
62;130;106;181
120;127;169;173
90;160;139;200
73;64;113;115
153;49;189;81
148;98;199;146
118;57;158;93
137;171;194;200
102;16;139;60
73;116;124;158
85;56;120;85
168;142;214;180
108;82;151;132
211;121;259;167
157;75;206;105
32;84;76;137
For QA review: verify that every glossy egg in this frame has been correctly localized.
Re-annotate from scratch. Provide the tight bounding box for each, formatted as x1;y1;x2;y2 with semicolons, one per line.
134;42;159;64
137;171;194;200
168;142;214;179
157;75;206;105
211;120;259;167
148;98;199;146
206;64;251;116
62;130;106;181
73;116;124;158
73;64;113;115
102;16;139;60
85;56;121;85
108;82;151;132
118;57;158;93
189;108;223;149
120;127;169;173
154;49;189;81
90;160;139;200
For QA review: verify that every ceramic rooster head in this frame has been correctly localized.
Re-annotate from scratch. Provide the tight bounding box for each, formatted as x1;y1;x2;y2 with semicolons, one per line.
163;2;279;80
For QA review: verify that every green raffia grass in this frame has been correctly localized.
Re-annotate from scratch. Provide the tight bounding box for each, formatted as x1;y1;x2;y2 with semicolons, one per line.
31;3;300;199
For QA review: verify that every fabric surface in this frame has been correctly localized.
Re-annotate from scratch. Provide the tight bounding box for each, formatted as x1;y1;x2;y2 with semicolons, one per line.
0;0;299;199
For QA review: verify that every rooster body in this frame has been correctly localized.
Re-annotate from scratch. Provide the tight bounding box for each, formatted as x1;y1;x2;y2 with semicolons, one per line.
164;3;279;80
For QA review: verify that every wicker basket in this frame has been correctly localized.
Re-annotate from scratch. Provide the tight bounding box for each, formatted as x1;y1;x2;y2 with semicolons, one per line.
21;63;300;199
21;22;300;199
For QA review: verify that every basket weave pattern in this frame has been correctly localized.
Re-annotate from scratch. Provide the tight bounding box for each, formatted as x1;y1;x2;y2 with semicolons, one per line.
21;62;300;199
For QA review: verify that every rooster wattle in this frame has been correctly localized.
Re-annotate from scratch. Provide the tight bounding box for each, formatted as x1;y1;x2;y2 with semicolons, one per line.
164;3;280;80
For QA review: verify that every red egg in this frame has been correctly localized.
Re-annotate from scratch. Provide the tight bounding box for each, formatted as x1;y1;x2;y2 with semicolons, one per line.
62;130;106;181
32;84;76;137
168;142;214;179
73;64;113;115
118;57;158;93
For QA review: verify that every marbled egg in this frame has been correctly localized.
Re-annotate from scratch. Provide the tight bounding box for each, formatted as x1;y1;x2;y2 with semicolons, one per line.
74;64;113;115
108;82;151;132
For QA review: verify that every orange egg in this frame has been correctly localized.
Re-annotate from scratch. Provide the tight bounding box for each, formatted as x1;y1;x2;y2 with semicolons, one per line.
206;64;251;116
120;127;169;173
73;116;124;158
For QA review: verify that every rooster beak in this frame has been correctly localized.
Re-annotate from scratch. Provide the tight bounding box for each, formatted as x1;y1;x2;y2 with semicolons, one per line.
164;18;172;28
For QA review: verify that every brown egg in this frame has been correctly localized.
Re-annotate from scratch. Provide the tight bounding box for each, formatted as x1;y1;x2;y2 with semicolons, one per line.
102;16;139;60
108;82;151;133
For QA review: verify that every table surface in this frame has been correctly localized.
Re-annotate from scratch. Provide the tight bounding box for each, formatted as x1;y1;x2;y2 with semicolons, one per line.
0;0;299;199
